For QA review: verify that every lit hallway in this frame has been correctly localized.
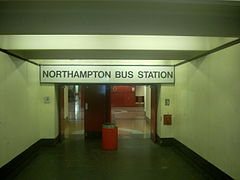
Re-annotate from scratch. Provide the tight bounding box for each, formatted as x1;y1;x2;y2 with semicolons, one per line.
11;138;213;180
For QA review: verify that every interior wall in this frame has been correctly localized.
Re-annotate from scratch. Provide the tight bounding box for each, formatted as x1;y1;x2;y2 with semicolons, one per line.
39;84;59;139
0;52;40;168
157;85;175;137
0;52;59;168
111;86;136;107
174;44;240;179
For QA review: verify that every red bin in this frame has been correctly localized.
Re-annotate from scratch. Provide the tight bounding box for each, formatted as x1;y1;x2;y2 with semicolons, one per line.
102;123;118;150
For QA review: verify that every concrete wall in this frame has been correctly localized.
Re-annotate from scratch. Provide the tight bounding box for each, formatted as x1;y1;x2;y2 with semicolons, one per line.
0;52;59;168
174;44;240;179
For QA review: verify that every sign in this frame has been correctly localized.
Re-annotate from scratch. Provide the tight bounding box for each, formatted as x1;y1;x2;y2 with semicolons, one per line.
43;96;51;104
40;65;175;84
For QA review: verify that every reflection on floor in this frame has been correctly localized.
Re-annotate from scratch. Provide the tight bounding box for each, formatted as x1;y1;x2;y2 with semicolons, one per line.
64;97;84;138
64;106;150;139
112;107;150;139
64;120;84;138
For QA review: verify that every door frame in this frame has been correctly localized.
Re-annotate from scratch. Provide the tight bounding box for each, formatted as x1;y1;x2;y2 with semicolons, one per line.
150;85;158;143
58;85;65;142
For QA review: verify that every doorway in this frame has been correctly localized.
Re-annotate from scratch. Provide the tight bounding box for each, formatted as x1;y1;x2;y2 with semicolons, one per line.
83;85;111;138
59;85;84;140
59;84;157;142
111;85;151;139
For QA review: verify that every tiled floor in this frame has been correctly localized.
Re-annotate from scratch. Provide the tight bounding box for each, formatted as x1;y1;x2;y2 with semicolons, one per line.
12;136;213;180
64;120;84;137
24;107;213;180
112;107;150;138
64;106;150;138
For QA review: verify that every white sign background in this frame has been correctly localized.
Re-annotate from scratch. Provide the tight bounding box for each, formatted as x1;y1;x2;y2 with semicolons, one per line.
40;65;175;84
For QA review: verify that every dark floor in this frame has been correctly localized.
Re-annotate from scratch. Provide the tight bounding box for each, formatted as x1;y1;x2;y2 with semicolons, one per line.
11;136;213;180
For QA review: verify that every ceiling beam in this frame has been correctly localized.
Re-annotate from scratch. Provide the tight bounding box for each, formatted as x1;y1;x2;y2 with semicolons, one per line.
0;35;236;50
0;48;39;66
175;38;240;67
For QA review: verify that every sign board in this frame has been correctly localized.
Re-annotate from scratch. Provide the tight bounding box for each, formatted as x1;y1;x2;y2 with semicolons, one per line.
40;65;175;84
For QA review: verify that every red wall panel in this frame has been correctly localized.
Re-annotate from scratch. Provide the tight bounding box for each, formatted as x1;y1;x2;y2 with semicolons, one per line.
111;86;136;107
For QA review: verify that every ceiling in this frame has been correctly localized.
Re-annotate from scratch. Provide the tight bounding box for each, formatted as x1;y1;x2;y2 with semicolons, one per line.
0;0;240;65
1;0;240;36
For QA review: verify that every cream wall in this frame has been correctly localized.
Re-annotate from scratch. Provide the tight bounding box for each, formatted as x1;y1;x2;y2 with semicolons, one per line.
39;84;59;139
0;52;59;168
174;44;240;179
0;52;40;167
157;85;175;137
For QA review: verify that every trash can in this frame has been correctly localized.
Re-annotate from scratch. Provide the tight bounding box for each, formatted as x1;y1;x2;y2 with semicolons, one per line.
102;123;118;150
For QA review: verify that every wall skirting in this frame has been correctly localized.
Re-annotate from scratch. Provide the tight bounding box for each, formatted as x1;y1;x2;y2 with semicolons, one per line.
157;136;233;180
156;136;174;146
0;136;59;180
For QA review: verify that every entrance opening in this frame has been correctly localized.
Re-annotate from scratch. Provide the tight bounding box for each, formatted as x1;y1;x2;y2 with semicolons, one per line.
111;85;151;139
59;84;157;142
62;85;84;139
